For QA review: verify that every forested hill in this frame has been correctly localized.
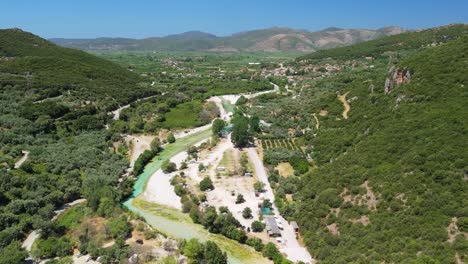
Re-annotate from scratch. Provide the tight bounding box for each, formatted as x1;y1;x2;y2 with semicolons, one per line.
0;28;155;110
293;30;468;262
297;23;468;61
0;29;155;260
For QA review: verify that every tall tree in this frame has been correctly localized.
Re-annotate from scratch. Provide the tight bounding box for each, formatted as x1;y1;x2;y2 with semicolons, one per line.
204;241;227;264
231;115;251;147
212;118;226;136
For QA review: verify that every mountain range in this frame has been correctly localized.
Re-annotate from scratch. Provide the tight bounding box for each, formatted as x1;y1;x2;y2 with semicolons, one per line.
50;26;405;52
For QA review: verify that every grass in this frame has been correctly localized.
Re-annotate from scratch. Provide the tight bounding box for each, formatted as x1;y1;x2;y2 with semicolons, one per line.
132;199;270;264
162;100;204;129
218;149;237;176
275;162;294;178
55;204;88;230
221;97;235;113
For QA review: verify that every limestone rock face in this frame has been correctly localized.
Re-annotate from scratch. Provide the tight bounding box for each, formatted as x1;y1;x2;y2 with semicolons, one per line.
385;67;411;94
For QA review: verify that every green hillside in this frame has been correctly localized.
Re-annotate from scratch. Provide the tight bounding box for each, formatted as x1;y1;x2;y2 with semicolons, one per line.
0;29;149;256
295;34;468;264
246;25;468;263
0;28;155;109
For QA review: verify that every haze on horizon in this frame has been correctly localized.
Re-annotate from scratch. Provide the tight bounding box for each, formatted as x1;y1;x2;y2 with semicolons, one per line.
1;0;467;39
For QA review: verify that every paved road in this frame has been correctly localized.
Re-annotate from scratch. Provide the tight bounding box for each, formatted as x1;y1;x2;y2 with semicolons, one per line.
247;147;313;264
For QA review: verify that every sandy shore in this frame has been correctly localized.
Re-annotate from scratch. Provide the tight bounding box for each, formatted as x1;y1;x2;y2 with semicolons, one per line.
143;138;209;209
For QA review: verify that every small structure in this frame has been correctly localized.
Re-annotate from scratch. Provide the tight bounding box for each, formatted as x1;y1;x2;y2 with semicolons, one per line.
265;216;281;237
291;221;299;233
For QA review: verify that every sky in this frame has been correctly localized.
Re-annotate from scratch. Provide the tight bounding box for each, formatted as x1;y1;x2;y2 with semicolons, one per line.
1;0;467;39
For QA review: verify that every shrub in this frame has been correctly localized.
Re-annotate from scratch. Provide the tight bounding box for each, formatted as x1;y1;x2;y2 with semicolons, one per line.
251;221;266;232
200;177;214;191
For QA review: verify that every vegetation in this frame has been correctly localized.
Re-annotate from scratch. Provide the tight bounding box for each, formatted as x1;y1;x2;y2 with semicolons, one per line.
297;24;468;61
182;238;227;264
0;29;146;261
199;177;214;191
245;25;468;263
242;207;253;219
212;118;227;136
251;221;266;232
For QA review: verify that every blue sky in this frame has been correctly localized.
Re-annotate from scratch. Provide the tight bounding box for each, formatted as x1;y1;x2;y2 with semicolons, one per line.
1;0;467;38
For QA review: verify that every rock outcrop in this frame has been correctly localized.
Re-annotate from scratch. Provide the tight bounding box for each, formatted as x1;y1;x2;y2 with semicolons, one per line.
384;66;411;94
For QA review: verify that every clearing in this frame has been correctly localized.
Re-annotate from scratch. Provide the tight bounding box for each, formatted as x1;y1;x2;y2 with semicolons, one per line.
275;162;294;178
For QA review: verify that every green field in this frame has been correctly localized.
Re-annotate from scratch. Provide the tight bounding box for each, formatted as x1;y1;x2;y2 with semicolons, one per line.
162;100;204;128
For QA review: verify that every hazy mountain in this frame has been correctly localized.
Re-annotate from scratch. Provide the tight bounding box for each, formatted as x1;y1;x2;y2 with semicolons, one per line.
50;26;405;52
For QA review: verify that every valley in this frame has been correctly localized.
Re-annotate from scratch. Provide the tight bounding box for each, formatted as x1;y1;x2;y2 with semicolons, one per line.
0;19;467;264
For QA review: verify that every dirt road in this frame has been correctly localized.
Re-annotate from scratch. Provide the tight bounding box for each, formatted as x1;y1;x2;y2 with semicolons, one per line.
338;92;350;119
14;150;29;169
246;147;313;263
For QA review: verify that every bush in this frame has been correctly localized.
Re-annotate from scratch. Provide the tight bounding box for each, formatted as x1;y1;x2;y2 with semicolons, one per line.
162;160;177;173
251;221;266;232
235;194;245;204
167;133;176;143
200;177;214;191
242;207;252;219
107;217;132;240
246;237;264;252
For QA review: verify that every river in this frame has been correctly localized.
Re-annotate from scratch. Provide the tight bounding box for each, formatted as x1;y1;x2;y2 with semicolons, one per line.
123;86;279;264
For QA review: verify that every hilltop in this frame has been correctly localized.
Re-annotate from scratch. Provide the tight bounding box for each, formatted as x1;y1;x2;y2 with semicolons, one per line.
50;26;405;52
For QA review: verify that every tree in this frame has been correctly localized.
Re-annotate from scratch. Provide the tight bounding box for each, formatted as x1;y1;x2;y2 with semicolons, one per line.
249;115;260;133
162;160;177;173
254;181;266;192
204;241;227;264
97;197;115;217
251;220;266;232
198;163;205;172
0;241;28;264
262;199;272;209
184;238;204;264
200;177;214;191
150;137;161;152
231;115;252;147
236;194;245;204
242;207;252;219
262;242;280;260
167;133;176;143
107;217;132;240
212;118;226;136
235;95;248;105
246;237;264;252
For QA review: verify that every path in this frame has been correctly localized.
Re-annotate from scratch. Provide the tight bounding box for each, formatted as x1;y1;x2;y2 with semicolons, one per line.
126;134;155;171
111;95;158;120
312;113;320;129
247;147;313;264
22;199;87;254
14;150;29;169
338;92;350;119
